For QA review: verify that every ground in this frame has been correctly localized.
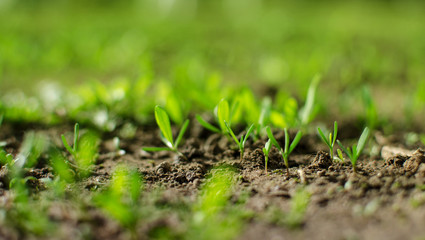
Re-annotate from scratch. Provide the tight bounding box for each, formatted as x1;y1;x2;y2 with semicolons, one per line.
2;122;425;240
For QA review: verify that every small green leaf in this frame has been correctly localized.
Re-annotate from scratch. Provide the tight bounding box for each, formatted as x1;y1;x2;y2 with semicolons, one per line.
266;126;281;150
289;131;303;154
284;128;290;154
317;127;330;147
142;147;171;152
243;124;255;145
61;134;74;155
337;149;344;160
175;119;189;148
337;140;352;160
225;121;240;146
216;99;230;132
332;121;338;145
73;123;79;152
155;106;174;147
300;75;320;126
263;139;272;155
196;115;221;133
356;127;370;156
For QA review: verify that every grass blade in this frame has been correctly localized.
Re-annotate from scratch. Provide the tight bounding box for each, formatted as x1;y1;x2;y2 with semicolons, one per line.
332;121;338;145
317;127;330;147
300;75;320;125
243;124;255;145
195;114;221;133
225;121;240;146
61;134;74;154
142;147;171;152
266;126;281;150
289;131;303;154
284;128;289;154
73;123;79;152
337;140;352;159
216;99;230;132
175;119;189;148
356;127;370;156
155;106;174;147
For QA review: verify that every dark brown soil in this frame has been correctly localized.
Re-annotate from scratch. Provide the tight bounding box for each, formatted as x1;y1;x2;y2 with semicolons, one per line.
2;122;425;240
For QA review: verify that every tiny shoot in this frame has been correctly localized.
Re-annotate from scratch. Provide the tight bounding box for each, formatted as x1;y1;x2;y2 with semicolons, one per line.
262;139;271;175
224;121;255;161
266;127;303;176
143;106;189;160
337;127;370;173
317;121;338;160
61;123;80;159
196;99;238;134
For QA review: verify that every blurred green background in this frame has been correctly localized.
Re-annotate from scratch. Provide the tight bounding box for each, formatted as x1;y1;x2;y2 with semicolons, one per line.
1;0;425;127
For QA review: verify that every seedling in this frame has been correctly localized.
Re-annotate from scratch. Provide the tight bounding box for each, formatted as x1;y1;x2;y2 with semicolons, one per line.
337;127;370;173
143;106;190;160
196;99;238;135
225;121;255;161
299;75;320;127
317;121;338;160
266;126;303;176
61;123;80;159
61;123;99;177
262;139;272;174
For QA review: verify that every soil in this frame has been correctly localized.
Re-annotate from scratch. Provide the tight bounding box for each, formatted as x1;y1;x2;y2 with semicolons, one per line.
2;122;425;240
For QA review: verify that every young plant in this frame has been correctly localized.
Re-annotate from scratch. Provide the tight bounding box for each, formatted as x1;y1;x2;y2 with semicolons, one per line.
61;123;100;177
196;98;238;135
317;121;338;160
299;75;320;127
224;122;255;161
266;126;303;176
143;106;189;160
337;127;370;173
262;139;272;174
61;123;80;159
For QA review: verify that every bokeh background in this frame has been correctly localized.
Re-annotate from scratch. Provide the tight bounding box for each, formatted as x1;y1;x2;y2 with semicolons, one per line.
1;0;425;128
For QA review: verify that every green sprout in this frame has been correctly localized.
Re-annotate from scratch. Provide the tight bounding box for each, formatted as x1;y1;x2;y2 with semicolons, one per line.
143;106;190;160
196;98;238;135
262;139;272;175
61;123;80;159
266;126;303;176
362;86;378;130
224;121;255;161
61;123;99;178
317;121;338;160
299;74;321;127
337;127;370;173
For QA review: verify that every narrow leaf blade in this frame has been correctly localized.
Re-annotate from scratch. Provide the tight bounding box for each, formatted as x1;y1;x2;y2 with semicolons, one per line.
243;124;255;145
356;127;370;156
317;127;330;147
175;119;190;148
217;99;230;132
195;115;221;133
142;147;171;152
225;121;240;146
266;126;281;150
289;131;303;154
155;106;174;146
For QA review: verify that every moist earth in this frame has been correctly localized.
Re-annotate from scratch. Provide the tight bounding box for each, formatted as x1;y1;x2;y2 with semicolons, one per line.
1;123;425;240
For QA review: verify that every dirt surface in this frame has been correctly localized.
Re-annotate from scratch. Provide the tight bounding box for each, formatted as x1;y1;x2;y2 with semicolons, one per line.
2;122;425;240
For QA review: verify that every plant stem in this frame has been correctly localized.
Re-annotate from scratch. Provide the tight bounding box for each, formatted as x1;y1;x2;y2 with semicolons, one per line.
265;156;268;175
240;151;243;161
